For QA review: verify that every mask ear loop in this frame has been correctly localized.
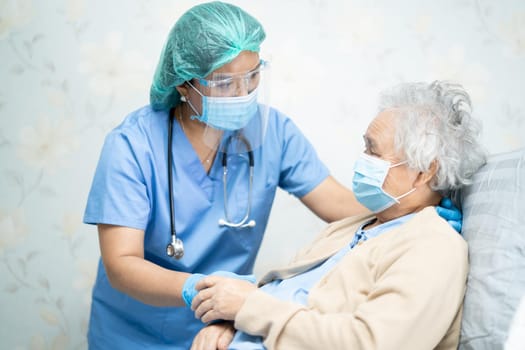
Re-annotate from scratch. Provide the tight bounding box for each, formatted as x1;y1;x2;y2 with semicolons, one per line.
390;160;408;168
183;81;205;121
388;160;417;202
394;187;416;201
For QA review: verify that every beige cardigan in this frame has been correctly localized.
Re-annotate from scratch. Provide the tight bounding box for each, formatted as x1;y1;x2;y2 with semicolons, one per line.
234;207;468;350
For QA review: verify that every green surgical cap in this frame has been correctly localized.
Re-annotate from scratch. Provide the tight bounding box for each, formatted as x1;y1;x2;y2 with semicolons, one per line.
150;1;266;111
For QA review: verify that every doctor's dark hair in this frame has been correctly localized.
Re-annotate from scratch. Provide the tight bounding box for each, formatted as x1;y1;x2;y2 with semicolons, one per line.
378;80;487;194
150;1;266;111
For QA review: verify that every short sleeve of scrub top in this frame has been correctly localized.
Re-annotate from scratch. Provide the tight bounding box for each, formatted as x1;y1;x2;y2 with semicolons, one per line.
272;116;329;198
83;113;153;230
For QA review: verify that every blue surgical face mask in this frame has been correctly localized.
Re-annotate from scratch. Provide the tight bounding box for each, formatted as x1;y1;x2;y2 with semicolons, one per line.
185;82;258;131
352;153;416;213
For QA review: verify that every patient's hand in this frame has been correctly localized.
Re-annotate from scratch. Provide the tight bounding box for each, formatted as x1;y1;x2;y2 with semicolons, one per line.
192;276;257;323
191;322;235;350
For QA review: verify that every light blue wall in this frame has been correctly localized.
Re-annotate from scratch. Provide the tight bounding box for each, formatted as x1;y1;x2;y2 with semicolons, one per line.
1;0;524;348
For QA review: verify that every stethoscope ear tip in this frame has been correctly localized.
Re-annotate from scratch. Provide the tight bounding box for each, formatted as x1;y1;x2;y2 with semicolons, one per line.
246;220;256;228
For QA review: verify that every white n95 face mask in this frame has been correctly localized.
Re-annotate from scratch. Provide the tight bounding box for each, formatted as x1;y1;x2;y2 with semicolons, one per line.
352;153;415;213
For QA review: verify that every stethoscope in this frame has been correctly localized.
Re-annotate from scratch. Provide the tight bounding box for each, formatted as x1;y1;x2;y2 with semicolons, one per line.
166;111;256;259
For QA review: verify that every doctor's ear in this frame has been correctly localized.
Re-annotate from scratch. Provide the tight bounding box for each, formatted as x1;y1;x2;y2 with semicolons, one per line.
176;85;189;101
414;160;439;187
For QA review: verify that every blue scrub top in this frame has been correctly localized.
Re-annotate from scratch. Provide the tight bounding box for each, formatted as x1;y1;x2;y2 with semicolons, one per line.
83;105;329;349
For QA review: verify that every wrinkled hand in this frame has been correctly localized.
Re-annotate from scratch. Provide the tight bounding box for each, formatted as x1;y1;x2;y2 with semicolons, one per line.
435;197;463;233
192;276;257;323
190;322;235;350
182;271;256;307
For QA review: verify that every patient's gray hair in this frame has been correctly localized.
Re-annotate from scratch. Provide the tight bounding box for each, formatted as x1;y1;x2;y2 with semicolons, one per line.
378;80;487;194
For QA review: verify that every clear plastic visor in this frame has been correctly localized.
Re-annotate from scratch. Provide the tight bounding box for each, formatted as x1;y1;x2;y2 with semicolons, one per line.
198;59;267;97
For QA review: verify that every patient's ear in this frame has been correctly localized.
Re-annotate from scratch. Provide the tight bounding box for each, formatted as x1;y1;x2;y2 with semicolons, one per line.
414;160;439;187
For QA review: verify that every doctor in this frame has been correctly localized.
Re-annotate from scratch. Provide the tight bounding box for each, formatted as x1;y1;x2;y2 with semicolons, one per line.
83;2;461;349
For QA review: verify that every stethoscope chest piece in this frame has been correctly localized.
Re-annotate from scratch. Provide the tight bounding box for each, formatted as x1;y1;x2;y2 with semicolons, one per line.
166;236;184;259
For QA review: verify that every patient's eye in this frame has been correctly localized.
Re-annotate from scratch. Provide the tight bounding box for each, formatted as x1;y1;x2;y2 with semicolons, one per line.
365;147;380;157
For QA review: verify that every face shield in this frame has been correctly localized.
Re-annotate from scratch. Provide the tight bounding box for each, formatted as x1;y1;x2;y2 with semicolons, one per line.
185;59;271;155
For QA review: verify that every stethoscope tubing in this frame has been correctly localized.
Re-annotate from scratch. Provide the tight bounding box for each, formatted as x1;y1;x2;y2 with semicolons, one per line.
219;135;255;228
166;110;256;259
168;112;176;241
166;112;184;259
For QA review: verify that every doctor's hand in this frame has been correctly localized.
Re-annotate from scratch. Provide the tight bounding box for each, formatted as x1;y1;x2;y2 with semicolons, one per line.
435;197;463;233
190;322;235;350
192;276;257;323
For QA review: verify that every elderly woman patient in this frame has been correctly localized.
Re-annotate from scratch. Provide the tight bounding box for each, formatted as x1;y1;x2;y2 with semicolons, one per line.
190;81;487;350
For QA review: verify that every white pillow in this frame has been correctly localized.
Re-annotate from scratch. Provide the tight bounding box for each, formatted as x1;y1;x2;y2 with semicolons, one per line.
504;294;525;349
458;148;525;350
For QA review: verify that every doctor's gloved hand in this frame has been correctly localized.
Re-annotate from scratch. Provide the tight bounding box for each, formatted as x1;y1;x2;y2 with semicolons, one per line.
436;197;463;233
182;271;256;307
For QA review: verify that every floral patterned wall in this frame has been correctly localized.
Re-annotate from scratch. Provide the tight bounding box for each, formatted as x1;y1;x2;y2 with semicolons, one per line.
1;0;523;348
